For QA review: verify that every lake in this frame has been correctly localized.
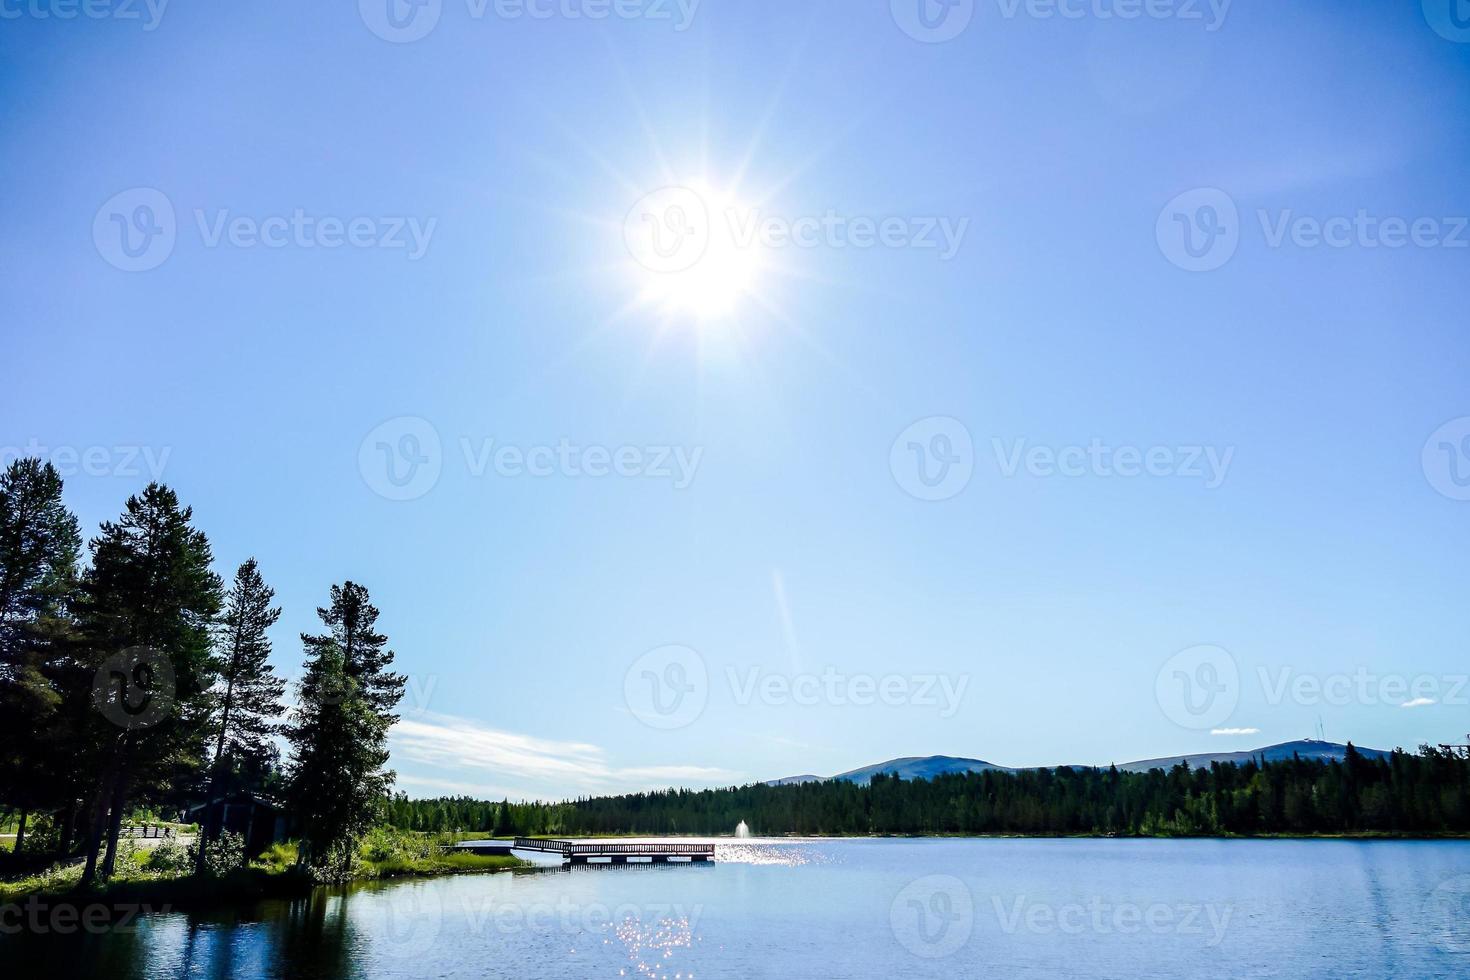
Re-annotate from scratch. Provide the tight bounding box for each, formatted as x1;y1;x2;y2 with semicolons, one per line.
7;838;1470;978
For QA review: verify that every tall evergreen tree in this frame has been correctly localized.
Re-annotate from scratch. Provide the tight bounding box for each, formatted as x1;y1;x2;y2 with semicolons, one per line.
286;582;404;879
493;797;515;837
0;459;81;854
197;558;285;872
300;582;406;718
77;484;223;884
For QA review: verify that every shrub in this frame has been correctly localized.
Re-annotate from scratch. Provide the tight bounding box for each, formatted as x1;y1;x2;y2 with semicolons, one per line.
189;831;246;877
148;838;191;874
254;841;298;873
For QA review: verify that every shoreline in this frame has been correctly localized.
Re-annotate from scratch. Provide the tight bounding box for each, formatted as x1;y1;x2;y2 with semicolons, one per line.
0;853;530;910
6;831;1468;910
496;834;1470;846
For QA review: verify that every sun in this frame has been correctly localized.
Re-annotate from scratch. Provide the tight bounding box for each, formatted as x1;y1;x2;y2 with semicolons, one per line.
623;181;765;321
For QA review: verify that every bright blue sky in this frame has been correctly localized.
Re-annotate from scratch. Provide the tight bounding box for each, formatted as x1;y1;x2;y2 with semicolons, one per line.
4;2;1469;801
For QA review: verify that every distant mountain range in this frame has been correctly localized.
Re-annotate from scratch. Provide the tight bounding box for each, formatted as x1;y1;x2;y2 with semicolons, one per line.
766;740;1394;786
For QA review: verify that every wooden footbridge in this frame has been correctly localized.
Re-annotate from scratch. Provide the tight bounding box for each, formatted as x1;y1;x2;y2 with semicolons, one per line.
508;837;715;865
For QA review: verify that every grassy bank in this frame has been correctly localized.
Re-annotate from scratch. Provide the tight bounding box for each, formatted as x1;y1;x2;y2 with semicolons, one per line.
0;828;528;906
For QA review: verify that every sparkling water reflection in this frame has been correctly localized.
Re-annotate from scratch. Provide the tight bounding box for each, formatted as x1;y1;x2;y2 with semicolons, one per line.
5;838;1470;978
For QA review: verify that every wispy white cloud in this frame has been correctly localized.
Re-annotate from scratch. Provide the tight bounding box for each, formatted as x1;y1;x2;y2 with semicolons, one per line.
1400;697;1436;709
1210;727;1261;736
389;711;742;800
394;773;534;801
772;568;803;672
1225;142;1408;198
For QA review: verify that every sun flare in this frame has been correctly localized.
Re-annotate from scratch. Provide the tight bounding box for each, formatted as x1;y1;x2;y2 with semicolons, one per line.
623;182;765;321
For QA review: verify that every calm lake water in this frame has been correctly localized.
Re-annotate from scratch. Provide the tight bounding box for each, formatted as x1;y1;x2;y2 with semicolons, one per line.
8;838;1470;978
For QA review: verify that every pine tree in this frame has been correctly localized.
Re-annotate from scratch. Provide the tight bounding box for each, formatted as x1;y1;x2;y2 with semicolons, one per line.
286;582;404;879
300;582;406;719
197;558;285;872
77;484;223;884
494;797;514;837
0;459;81;855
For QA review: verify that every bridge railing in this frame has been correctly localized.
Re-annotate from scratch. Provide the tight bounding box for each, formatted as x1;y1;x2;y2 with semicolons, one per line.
512;837;715;857
565;841;714;856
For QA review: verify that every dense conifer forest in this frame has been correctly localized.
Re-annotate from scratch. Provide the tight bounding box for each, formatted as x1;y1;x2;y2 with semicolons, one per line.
388;745;1470;838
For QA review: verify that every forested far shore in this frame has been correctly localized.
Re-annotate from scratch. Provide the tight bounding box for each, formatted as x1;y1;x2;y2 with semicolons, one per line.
388;745;1470;838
